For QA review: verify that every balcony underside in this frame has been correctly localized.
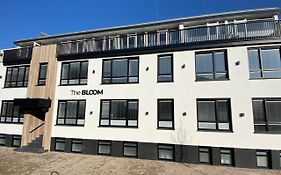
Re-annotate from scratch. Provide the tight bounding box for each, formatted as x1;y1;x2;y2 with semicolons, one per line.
14;98;51;114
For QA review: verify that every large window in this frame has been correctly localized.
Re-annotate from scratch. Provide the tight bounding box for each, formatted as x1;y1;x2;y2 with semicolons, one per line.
56;100;86;126
158;144;174;161
100;100;138;127
199;147;212;164
256;150;270;168
252;98;281;133
123;142;138;157
197;99;232;131
60;61;88;85
158;55;173;82
220;148;234;166
0;101;24;124
38;63;48;85
248;48;281;79
158;99;174;129
195;50;228;81
98;141;111;155
4;65;29;88
102;57;139;84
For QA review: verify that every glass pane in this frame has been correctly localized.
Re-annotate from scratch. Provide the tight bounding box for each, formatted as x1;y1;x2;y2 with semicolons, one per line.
196;74;214;81
261;49;281;69
218;123;230;130
65;119;76;124
112;77;127;83
159;149;173;160
217;100;230;122
214;52;226;72
196;53;213;73
39;64;47;79
158;75;173;82
159;56;172;74
11;68;18;82
215;73;227;80
17;67;25;85
78;101;86;119
98;145;111;154
110;120;126;126
127;101;138;120
1;102;7;116
159;121;173;128
111;100;126;119
58;102;66;118
5;68;12;86
198;122;216;129
7;102;13;117
197;101;216;122
266;101;281;122
66;101;77;118
101;101;110;119
61;64;69;79
221;153;232;165
248;50;260;70
158;100;173;121
250;71;262;79
112;60;128;77
124;146;137;157
257;156;268;167
129;59;138;77
199;152;210;163
103;61;111;77
80;62;88;79
72;142;82;152
55;142;65;151
252;100;266;122
69;62;80;79
263;71;281;78
24;67;29;86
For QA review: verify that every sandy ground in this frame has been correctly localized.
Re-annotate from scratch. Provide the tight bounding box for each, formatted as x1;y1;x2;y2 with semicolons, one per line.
0;147;280;175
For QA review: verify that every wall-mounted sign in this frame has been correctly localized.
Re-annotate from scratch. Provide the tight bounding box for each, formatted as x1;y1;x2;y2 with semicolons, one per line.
71;89;103;95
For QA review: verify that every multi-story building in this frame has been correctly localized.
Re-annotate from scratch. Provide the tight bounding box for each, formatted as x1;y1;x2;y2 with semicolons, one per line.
0;8;281;170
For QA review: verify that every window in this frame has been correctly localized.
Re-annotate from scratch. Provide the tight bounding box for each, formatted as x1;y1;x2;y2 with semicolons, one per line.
38;63;48;85
197;99;232;131
248;48;281;79
123;142;138;157
60;61;88;85
98;141;111;155
199;147;211;164
4;65;29;88
220;148;234;166
256;150;270;168
158;99;174;129
0;101;24;124
0;134;5;146
252;98;281;133
55;138;65;152
158;55;173;82
56;100;86;126
158;144;174;161
102;57;139;84
100;99;138;127
279;151;281;168
195;50;228;81
12;135;21;147
71;139;82;153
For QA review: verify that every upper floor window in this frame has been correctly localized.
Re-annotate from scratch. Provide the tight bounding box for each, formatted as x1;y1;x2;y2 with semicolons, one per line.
100;99;138;127
195;50;228;81
252;98;281;133
158;99;174;129
197;99;232;131
248;48;281;79
0;101;24;124
158;55;173;82
38;63;48;86
60;61;88;85
4;65;29;88
56;100;86;126
102;57;139;84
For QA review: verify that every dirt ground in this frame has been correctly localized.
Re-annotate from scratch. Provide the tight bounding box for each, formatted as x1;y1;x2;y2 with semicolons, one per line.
0;147;280;175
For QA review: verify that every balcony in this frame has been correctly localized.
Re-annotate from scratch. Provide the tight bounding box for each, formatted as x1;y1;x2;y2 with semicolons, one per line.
57;20;281;58
3;47;33;65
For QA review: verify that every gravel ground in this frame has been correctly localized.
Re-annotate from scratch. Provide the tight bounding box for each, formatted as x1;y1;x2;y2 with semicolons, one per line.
0;147;280;175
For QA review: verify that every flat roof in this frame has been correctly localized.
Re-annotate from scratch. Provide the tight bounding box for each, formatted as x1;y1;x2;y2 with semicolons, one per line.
14;8;281;47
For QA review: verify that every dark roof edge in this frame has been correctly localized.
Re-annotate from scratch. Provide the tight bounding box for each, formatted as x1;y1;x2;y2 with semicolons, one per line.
14;8;281;45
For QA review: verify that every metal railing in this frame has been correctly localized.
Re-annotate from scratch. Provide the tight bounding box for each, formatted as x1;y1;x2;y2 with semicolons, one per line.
57;20;281;57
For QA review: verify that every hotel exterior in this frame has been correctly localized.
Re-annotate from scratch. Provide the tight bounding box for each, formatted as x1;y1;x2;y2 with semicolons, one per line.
0;8;281;170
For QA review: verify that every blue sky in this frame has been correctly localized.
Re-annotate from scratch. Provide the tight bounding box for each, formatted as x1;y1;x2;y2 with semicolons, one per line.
1;0;280;49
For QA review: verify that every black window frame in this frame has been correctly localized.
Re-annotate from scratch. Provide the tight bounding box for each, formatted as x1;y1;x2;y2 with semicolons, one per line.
54;138;65;152
98;140;112;155
101;57;139;84
199;147;212;164
99;99;139;128
71;139;82;153
157;99;174;130
123;142;138;158
220;148;234;166
158;144;175;161
56;100;86;126
248;47;281;79
252;98;281;133
256;150;271;168
157;54;174;82
279;151;281;168
197;98;233;132
195;50;229;81
60;60;88;86
0;100;24;124
37;62;48;86
4;65;30;88
0;134;5;146
12;135;21;147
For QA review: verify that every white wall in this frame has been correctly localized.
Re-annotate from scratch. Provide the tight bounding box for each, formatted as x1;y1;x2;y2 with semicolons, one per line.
52;43;281;150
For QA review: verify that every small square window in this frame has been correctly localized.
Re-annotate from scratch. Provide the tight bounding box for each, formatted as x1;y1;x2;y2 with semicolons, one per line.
0;134;5;146
98;141;111;155
220;148;234;166
256;150;270;168
55;138;65;152
71;139;82;153
158;144;174;161
199;147;211;164
123;142;138;157
12;135;21;147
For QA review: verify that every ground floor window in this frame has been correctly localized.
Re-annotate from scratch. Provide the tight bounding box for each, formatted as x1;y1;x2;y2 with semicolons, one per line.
98;141;111;155
0;134;5;145
71;139;82;153
279;151;281;168
12;135;21;147
199;147;211;164
256;150;270;168
55;138;65;152
220;148;234;166
158;144;174;161
123;142;138;157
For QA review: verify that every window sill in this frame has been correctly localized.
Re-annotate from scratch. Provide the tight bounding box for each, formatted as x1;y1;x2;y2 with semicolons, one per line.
253;131;281;135
249;77;281;80
197;129;233;133
195;79;230;82
0;122;23;125
3;86;28;89
55;124;85;127
100;82;139;85
157;127;175;130
98;125;138;129
157;81;174;83
36;84;46;86
59;84;87;86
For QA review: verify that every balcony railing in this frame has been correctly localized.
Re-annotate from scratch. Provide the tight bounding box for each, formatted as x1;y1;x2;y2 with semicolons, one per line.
3;47;33;65
57;20;281;57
